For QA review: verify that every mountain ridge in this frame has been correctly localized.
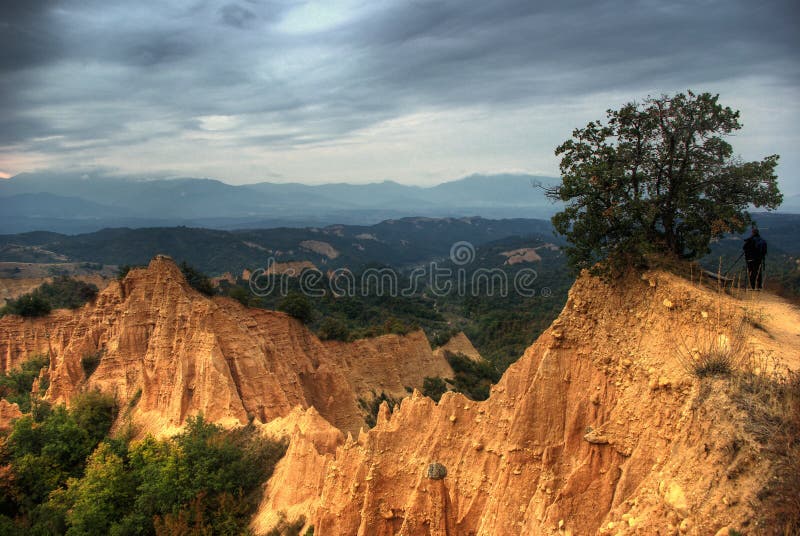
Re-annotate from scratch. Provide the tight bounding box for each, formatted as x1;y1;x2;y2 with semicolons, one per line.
0;172;560;233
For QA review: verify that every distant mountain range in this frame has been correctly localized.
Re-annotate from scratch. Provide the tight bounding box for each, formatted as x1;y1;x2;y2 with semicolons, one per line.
0;171;560;234
0;216;559;275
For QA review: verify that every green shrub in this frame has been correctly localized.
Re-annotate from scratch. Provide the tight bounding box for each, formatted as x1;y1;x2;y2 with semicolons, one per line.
358;392;401;428
128;388;143;410
227;285;252;306
318;317;350;341
422;377;447;403
1;277;98;318
116;264;141;280
445;352;500;401
278;293;313;324
2;294;51;318
85;415;285;535
0;355;49;412
70;390;117;445
179;261;216;296
4;394;117;510
266;513;306;536
80;350;103;378
1;411;286;535
33;276;98;309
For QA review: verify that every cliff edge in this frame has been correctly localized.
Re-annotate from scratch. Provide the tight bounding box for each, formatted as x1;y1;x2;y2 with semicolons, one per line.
254;269;799;535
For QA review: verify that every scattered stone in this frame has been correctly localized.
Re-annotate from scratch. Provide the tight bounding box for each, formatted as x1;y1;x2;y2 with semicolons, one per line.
584;429;609;445
663;298;674;309
426;462;447;480
665;482;689;517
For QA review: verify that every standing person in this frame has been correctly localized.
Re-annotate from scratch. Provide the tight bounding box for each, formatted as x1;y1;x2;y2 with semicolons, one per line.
743;228;767;290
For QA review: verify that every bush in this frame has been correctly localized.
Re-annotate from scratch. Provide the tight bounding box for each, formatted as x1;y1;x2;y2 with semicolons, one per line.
693;350;734;377
116;264;141;280
70;391;117;445
227;285;252;306
318;317;350;341
74;415;285;535
1;412;287;535
266;513;306;536
278;293;313;324
0;355;49;412
2;294;51;318
33;276;98;309
80;351;103;378
422;377;447;403
1;277;98;318
179;261;216;297
445;352;500;401
3;394;118;511
357;392;402;428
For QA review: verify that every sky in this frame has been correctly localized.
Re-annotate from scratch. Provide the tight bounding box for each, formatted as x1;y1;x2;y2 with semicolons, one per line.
0;0;798;192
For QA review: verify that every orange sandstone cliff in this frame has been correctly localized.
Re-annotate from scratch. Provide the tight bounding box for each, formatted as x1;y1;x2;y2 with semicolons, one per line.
253;270;799;535
0;256;454;436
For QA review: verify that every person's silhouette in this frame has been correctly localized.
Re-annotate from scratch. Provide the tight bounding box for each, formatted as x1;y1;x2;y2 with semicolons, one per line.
743;228;767;290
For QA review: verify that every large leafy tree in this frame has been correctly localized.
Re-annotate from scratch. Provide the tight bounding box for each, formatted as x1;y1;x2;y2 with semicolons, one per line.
547;91;782;271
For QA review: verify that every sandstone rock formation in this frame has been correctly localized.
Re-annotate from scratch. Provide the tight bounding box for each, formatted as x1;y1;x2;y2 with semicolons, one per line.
254;270;799;535
433;332;483;363
0;256;453;436
0;400;22;434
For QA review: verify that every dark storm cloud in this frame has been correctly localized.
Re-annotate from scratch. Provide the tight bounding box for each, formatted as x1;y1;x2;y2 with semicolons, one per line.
0;0;63;72
0;0;797;159
335;0;799;107
219;3;257;28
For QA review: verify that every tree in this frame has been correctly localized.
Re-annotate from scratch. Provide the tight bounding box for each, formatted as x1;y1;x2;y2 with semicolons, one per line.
422;377;447;403
318;317;350;341
2;294;51;318
34;276;98;309
546;91;782;272
179;261;216;297
278;293;313;324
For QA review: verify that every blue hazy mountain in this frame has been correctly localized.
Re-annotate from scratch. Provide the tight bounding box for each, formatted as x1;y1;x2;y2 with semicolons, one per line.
0;171;560;234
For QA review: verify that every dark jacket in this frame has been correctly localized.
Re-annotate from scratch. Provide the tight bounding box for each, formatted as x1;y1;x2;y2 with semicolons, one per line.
743;235;767;260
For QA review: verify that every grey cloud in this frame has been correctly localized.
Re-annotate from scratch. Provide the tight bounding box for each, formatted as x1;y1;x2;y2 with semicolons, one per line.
0;0;63;72
0;0;797;165
219;4;257;28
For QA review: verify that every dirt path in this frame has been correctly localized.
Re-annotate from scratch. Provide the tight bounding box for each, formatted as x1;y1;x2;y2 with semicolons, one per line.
735;289;800;371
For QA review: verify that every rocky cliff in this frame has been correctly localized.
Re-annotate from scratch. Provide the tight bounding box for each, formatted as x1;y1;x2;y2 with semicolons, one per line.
0;256;454;436
254;270;799;535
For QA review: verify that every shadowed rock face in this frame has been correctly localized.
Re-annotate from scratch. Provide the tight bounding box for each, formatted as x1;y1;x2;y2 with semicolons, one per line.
254;270;799;535
0;256;453;436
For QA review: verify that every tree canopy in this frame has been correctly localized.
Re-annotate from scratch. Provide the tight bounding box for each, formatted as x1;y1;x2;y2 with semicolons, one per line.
546;91;782;271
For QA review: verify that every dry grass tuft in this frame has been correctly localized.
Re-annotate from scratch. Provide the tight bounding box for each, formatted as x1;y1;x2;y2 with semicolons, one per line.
674;315;750;378
731;352;800;533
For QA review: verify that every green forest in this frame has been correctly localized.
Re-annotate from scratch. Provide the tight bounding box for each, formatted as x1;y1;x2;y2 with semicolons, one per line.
0;389;286;535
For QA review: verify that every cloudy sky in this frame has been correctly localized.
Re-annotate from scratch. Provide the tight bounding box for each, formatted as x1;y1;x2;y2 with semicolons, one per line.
1;0;798;191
